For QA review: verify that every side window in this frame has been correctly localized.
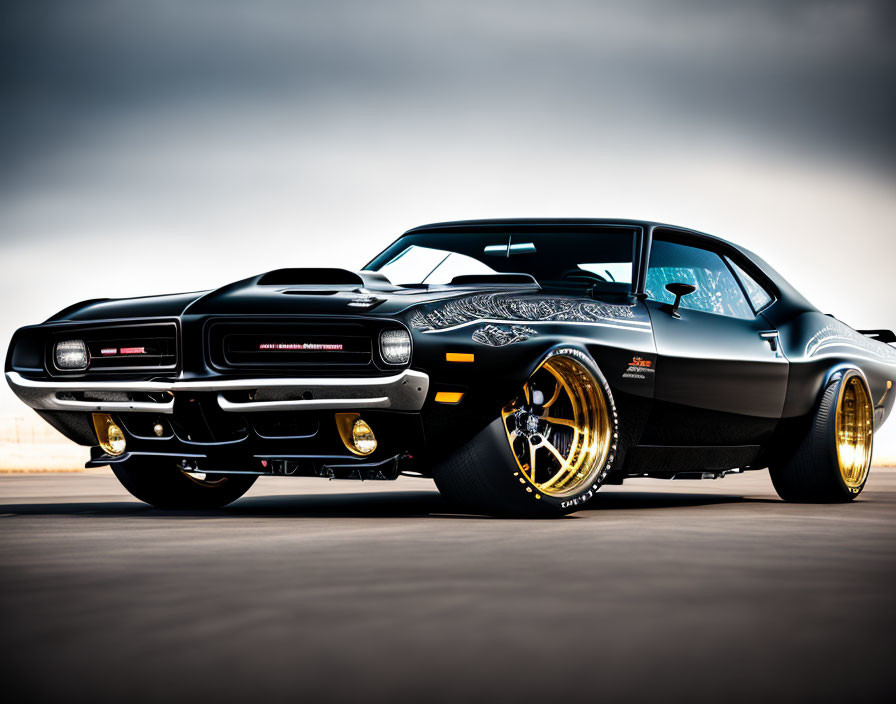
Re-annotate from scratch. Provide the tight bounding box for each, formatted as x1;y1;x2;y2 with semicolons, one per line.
727;258;773;312
646;240;754;320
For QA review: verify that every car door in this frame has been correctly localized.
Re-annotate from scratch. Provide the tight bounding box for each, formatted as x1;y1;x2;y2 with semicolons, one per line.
642;237;788;447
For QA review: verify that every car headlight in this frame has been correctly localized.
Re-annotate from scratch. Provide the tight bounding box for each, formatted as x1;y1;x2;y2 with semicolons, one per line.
380;329;411;365
55;339;88;370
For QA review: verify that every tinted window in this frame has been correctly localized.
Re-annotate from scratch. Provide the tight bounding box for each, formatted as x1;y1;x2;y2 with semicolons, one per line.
646;240;753;319
727;258;773;311
366;229;635;287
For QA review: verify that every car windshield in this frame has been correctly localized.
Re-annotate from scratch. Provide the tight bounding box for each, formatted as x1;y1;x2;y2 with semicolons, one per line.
364;228;636;289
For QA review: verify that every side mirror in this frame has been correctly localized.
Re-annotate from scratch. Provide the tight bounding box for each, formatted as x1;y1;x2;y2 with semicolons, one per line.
664;282;697;318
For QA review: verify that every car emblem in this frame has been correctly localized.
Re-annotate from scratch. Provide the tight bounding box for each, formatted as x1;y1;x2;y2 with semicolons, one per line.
257;343;344;351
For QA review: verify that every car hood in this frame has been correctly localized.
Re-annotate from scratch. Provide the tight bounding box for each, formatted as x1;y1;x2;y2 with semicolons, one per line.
46;269;541;323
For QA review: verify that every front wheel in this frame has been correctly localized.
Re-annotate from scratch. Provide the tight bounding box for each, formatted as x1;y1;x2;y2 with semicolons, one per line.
433;349;619;517
770;370;874;502
112;458;258;509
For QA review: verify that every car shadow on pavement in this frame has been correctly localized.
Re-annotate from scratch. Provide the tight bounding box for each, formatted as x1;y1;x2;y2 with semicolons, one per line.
0;488;778;519
583;490;779;511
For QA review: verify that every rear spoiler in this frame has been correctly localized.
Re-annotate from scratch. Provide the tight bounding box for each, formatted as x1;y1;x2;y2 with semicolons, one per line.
859;329;896;343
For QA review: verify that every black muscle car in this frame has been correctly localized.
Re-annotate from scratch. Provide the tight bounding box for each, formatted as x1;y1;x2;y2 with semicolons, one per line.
7;219;895;516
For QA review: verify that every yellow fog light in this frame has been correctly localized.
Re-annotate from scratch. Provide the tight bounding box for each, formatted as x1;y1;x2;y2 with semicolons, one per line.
352;419;377;455
92;413;127;456
335;413;377;456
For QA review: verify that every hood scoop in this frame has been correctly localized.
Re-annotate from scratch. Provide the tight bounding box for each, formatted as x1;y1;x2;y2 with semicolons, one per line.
257;268;365;286
256;268;394;290
280;290;339;296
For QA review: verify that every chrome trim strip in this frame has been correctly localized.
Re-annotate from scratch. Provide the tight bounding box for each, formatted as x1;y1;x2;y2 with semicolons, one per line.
218;395;391;412
5;369;430;414
5;373;175;413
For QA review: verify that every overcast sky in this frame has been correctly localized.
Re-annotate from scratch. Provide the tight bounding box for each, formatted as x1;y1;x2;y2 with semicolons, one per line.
2;1;895;453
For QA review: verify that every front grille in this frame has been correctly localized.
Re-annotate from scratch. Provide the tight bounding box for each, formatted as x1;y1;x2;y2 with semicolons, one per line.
207;319;403;376
224;330;371;367
48;322;178;375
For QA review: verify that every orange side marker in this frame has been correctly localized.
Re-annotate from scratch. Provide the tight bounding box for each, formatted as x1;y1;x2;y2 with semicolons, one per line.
446;352;475;363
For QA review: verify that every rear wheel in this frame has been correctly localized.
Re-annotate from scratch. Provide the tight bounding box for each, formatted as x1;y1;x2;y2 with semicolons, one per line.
433;348;619;516
112;457;257;509
770;370;873;502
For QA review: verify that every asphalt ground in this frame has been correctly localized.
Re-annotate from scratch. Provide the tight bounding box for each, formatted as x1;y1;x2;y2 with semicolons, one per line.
1;468;894;703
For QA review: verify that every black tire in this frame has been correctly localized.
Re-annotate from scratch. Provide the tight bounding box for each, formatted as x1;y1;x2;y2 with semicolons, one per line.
769;370;873;503
433;348;619;517
112;457;257;509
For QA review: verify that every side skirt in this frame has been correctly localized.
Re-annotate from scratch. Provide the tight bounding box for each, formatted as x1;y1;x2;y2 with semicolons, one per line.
623;444;762;475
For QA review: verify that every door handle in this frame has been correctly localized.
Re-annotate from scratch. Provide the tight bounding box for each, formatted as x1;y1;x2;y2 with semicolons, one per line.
759;331;780;353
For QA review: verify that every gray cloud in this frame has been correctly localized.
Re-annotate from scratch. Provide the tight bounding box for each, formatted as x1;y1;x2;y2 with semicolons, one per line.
1;0;895;189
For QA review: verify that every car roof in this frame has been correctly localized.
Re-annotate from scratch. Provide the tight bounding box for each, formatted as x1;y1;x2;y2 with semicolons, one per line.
407;217;701;231
405;217;732;247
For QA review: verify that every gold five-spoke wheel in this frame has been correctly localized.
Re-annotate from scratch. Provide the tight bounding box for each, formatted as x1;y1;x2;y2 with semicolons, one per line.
501;355;612;499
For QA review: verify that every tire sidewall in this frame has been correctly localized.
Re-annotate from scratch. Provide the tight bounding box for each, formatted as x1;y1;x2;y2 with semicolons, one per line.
501;345;619;513
112;457;257;509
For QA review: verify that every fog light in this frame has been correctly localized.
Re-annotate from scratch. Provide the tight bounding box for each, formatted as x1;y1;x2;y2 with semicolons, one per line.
335;413;378;456
351;419;377;455
380;329;411;365
55;339;88;370
92;413;126;456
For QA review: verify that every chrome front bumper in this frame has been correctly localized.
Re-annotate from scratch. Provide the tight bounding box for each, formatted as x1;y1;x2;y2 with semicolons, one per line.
5;370;430;414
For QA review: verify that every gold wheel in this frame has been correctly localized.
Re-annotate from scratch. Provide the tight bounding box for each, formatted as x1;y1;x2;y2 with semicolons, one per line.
501;355;612;499
835;375;873;490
